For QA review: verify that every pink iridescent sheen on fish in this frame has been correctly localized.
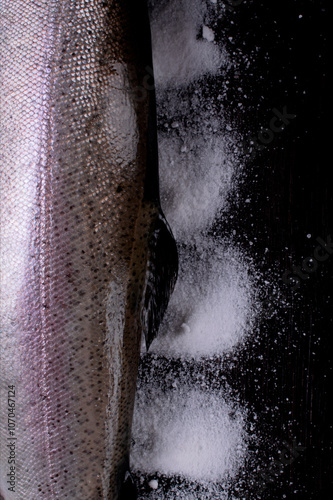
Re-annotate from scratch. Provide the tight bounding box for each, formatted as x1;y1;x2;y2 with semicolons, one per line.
0;0;177;498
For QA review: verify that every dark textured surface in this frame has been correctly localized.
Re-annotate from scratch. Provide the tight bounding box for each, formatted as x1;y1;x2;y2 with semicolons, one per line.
213;2;331;497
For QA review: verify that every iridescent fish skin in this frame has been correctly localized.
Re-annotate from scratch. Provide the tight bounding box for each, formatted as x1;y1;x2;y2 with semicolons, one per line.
0;1;177;498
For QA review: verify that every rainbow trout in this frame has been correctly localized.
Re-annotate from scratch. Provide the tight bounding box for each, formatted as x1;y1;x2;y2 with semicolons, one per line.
0;0;177;498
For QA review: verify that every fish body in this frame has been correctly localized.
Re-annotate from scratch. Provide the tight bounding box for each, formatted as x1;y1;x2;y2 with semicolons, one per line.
0;0;177;498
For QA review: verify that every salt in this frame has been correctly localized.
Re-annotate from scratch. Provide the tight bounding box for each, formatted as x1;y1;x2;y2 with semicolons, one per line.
132;0;260;495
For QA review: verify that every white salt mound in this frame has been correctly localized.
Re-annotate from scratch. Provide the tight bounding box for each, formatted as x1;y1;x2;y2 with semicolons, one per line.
158;134;237;240
150;0;227;87
132;387;248;482
151;241;257;357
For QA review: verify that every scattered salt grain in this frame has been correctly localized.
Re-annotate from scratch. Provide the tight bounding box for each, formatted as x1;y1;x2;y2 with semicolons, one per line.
152;242;257;357
202;25;215;42
148;479;159;490
132;387;248;482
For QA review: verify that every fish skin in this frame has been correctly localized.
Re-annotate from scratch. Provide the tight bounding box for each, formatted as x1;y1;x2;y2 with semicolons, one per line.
0;0;177;498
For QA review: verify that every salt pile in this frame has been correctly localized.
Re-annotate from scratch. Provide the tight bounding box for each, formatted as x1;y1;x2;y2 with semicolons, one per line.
132;0;259;496
132;386;248;481
149;0;227;87
151;240;256;357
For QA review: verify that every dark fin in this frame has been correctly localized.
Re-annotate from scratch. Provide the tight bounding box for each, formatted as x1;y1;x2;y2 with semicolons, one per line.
141;209;178;350
119;471;137;500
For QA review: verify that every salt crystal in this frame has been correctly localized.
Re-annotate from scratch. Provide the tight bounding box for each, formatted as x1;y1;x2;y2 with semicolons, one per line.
148;479;159;490
202;25;215;42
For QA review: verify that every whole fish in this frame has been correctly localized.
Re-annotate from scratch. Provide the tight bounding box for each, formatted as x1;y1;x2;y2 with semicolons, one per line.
0;0;177;498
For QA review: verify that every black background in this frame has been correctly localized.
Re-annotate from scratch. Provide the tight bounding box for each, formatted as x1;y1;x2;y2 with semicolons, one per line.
213;0;330;497
217;1;331;497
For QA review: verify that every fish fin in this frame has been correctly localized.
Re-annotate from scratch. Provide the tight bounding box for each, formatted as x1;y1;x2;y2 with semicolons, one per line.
119;470;137;500
141;207;178;350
